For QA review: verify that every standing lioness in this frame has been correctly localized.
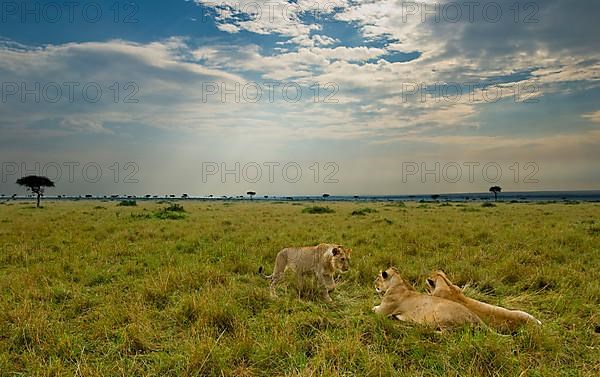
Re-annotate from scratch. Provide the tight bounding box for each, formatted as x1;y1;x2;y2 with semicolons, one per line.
259;243;351;301
426;271;542;331
373;267;483;330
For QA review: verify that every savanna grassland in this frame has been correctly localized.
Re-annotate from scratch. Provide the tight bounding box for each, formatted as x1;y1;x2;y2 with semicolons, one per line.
0;200;599;376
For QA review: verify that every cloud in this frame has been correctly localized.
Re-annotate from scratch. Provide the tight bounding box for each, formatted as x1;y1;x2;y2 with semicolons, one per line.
582;110;600;124
2;1;600;195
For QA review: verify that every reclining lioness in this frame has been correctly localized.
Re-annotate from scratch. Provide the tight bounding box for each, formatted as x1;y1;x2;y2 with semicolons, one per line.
259;243;351;301
372;267;482;330
426;271;542;331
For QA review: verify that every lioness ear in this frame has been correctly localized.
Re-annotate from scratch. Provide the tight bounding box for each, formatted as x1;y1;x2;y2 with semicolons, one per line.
332;247;339;256
381;271;388;279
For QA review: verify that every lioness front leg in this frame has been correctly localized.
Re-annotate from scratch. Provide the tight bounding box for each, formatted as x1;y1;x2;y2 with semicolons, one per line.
269;272;284;297
318;273;335;302
372;301;397;316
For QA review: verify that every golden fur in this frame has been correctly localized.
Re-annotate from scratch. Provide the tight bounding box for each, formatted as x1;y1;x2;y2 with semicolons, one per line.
259;243;351;301
372;268;482;330
426;271;542;331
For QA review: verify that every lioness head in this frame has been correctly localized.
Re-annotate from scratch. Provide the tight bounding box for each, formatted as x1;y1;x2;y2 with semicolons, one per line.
331;246;351;272
374;267;406;294
425;270;462;298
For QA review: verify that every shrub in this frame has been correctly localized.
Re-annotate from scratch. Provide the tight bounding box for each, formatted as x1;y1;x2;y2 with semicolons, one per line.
118;200;137;207
302;206;335;214
351;208;378;216
149;203;187;220
481;202;496;208
163;203;185;212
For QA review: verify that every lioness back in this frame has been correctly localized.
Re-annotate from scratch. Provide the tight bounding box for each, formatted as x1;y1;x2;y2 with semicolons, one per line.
261;243;352;301
426;271;542;331
278;244;330;273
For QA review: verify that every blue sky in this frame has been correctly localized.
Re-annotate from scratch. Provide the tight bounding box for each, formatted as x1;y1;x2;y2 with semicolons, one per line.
0;0;599;196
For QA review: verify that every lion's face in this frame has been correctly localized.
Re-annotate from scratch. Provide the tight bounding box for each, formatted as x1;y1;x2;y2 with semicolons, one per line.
374;267;400;294
331;246;351;272
425;271;461;298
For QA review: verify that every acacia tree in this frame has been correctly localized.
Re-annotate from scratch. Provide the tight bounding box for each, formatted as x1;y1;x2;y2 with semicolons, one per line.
489;186;502;201
247;191;256;200
16;175;55;208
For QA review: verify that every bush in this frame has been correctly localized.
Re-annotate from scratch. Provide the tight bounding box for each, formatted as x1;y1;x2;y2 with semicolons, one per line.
351;208;378;216
153;203;186;220
118;200;137;207
163;203;185;212
302;206;335;214
481;202;496;208
154;211;186;220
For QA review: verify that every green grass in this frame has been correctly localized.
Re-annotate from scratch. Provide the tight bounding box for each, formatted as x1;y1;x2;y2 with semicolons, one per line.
0;201;599;376
302;206;335;214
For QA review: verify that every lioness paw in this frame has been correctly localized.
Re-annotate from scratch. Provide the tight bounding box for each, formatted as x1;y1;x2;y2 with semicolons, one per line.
372;305;380;313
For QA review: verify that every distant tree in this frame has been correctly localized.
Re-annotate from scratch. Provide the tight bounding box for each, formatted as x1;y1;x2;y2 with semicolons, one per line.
145;194;151;199
13;175;54;208
431;194;440;201
16;175;55;208
353;195;359;199
489;186;502;201
182;194;189;199
264;195;268;199
247;191;256;200
322;193;330;199
85;194;93;199
170;194;176;198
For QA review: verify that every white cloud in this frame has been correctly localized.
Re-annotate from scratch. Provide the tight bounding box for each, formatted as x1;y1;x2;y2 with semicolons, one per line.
582;110;600;124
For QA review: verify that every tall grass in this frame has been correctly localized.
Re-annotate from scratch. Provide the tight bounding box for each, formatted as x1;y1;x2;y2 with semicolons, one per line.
0;201;598;375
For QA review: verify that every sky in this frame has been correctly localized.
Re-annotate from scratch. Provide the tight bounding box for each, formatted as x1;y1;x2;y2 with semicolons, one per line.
0;0;599;197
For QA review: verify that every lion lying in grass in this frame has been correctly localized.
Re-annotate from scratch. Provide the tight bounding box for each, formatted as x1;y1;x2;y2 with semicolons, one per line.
259;243;351;301
426;271;542;332
372;267;483;331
